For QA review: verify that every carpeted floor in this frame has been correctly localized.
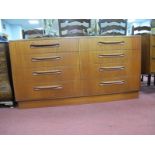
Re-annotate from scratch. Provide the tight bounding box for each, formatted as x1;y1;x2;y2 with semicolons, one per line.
0;81;155;135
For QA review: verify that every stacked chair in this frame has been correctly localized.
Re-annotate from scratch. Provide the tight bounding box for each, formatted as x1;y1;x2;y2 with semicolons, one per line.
0;41;13;106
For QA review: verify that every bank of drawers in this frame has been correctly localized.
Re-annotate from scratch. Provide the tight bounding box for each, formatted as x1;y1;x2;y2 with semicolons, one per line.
79;37;141;95
9;36;141;102
9;38;81;101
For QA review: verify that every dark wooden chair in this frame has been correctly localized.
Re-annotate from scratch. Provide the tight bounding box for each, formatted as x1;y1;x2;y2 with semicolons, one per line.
58;19;91;37
23;29;44;39
98;19;127;36
132;25;151;35
0;42;13;102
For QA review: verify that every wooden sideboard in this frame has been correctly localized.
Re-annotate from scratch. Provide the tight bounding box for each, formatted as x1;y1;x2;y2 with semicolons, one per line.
9;36;141;108
141;34;155;85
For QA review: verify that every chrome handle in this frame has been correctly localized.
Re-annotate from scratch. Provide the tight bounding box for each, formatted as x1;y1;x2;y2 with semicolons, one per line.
100;80;125;86
99;66;125;71
98;53;124;58
30;43;60;48
34;85;63;91
98;41;125;45
32;56;62;61
32;70;62;75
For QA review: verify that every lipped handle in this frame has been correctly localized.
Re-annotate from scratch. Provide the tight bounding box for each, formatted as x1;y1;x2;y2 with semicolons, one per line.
31;56;62;61
32;70;62;75
30;43;60;48
100;80;125;85
99;66;125;71
98;41;125;45
98;53;125;58
33;85;63;91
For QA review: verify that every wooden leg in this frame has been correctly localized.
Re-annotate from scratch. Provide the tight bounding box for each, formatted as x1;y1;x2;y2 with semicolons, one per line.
147;74;151;86
141;74;144;81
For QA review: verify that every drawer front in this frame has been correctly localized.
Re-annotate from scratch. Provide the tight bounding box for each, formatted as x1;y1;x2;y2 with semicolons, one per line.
12;52;79;69
150;59;155;73
92;50;128;65
14;66;80;83
12;38;79;54
151;35;155;46
151;46;155;58
14;80;81;101
80;50;132;66
81;64;128;80
80;37;141;51
82;76;140;96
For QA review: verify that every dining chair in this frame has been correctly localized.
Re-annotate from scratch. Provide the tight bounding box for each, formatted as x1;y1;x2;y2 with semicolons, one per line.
58;19;91;37
98;19;127;36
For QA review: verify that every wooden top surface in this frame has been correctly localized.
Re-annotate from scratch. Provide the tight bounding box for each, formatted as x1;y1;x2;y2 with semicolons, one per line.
9;35;141;42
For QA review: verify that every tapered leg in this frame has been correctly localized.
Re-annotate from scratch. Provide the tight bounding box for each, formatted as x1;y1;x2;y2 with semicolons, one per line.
147;74;151;86
141;74;144;81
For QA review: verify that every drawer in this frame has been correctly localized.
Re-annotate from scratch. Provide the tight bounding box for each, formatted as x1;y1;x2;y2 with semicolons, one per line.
150;59;155;73
80;50;140;66
82;76;140;96
80;50;128;65
14;66;80;83
12;52;79;69
151;35;155;46
81;64;128;80
151;46;155;58
79;37;141;51
14;80;81;101
11;38;79;54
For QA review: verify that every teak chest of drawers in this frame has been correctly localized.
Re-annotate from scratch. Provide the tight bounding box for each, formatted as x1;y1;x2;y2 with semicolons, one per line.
9;36;141;108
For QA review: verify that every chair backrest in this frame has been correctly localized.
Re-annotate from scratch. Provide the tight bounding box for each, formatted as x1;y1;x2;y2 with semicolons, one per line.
98;19;127;36
132;25;151;35
23;29;44;39
58;19;91;37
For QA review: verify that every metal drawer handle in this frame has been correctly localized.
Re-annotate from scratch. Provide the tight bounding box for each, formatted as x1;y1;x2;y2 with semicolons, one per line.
34;85;63;91
100;80;125;86
32;56;62;61
98;41;125;45
98;53;124;58
30;43;60;48
32;70;62;75
99;66;125;71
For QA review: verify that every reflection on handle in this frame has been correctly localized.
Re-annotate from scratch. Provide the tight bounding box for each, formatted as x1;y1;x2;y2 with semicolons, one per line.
32;56;62;61
100;80;125;85
99;66;125;71
33;85;63;91
98;41;125;45
98;53;124;58
30;43;60;48
32;70;62;75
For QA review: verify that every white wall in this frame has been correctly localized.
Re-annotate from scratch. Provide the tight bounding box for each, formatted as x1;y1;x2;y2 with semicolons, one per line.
10;25;22;40
0;19;3;32
0;20;23;40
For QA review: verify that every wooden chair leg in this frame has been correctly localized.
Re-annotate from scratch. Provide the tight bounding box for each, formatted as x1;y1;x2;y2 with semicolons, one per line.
141;74;144;81
147;74;151;86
